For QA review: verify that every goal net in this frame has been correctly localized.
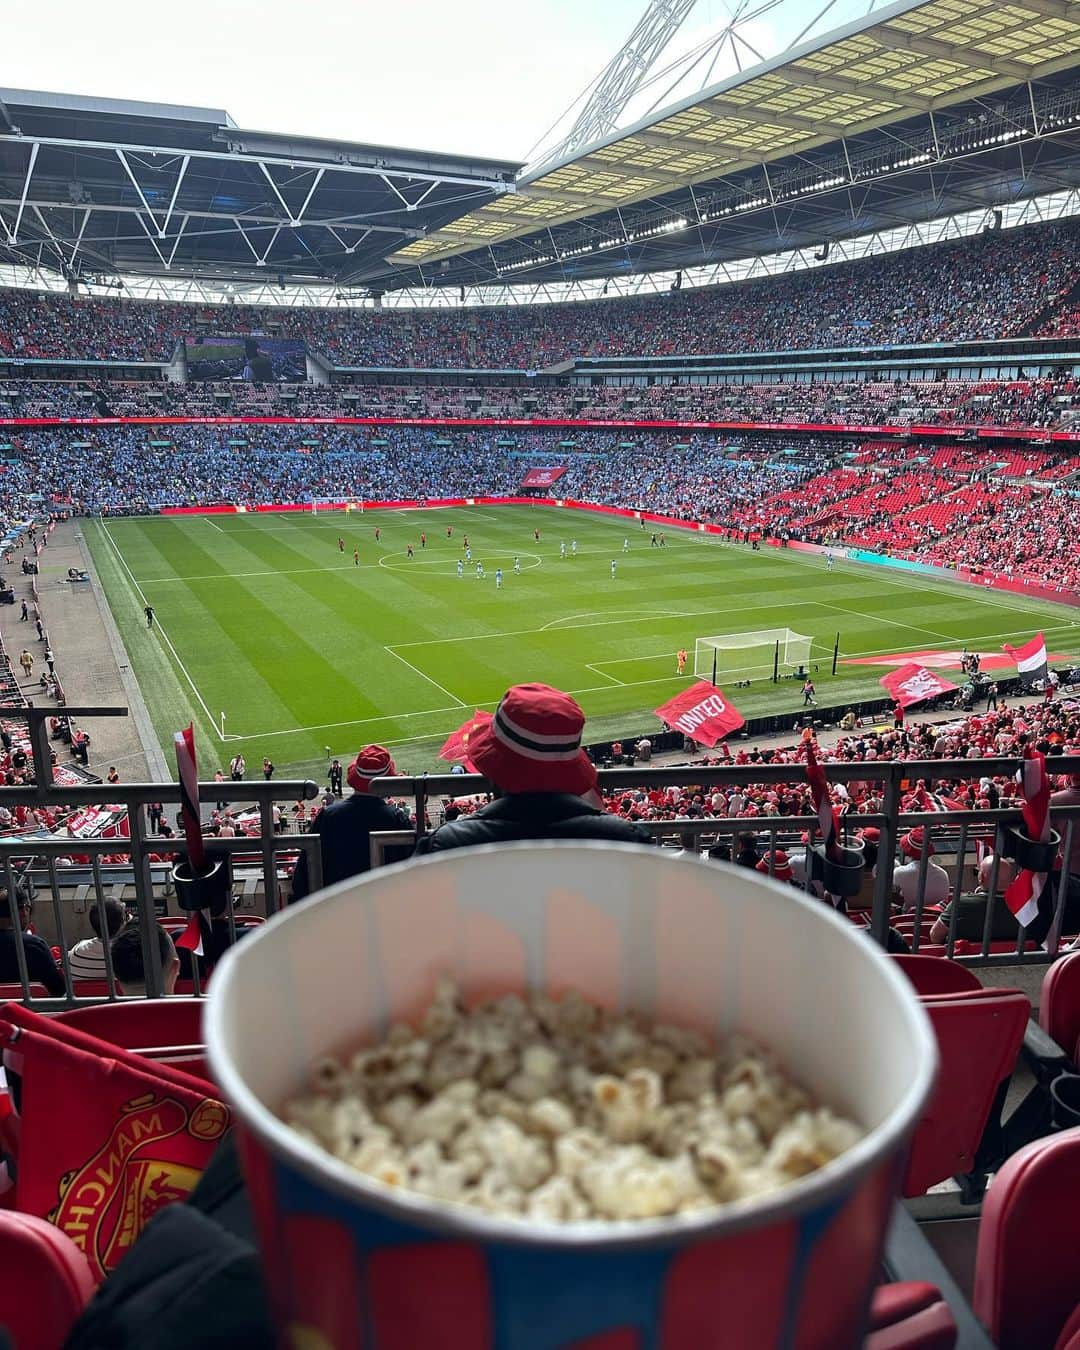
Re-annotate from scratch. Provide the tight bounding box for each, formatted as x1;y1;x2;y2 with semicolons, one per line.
694;629;813;681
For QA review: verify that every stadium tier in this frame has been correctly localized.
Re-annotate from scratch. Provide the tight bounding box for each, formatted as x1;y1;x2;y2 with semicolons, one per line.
2;215;1079;367
2;374;1080;428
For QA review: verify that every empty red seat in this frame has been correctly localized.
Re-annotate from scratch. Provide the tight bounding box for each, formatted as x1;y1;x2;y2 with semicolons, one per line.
56;997;208;1080
866;1282;958;1349
892;955;982;997
0;1210;95;1350
904;988;1030;1197
974;1126;1080;1349
1040;951;1080;1065
0;984;51;1001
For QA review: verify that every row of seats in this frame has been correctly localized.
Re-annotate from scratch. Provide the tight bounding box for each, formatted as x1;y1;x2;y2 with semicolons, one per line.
2;950;1079;1345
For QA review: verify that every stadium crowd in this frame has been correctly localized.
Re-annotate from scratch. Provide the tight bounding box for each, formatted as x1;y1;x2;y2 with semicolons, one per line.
2;374;1079;430
4;422;1079;591
595;695;1080;827
1;216;1077;367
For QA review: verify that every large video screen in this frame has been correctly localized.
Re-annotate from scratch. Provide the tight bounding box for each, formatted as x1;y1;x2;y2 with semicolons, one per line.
184;335;307;382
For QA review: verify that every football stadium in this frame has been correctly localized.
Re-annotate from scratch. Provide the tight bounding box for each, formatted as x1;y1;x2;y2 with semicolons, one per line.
2;0;1080;1343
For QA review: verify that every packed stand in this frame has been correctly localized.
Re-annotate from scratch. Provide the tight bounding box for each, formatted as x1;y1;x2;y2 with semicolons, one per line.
598;696;1080;828
3;375;1080;430
0;217;1077;368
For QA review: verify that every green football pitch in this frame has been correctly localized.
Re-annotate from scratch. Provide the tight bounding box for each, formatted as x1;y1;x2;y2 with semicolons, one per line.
84;507;1080;777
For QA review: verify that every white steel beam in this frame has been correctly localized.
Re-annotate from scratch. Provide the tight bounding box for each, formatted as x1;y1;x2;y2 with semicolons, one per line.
7;140;39;244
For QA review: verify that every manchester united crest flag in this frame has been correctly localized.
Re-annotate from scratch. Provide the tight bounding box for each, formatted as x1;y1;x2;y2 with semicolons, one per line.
0;1005;230;1281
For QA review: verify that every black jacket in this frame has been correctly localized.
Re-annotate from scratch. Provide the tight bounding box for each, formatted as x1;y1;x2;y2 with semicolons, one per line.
415;792;654;854
290;793;411;901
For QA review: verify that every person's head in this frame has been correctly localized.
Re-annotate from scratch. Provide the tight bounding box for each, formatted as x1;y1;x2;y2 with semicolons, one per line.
755;849;793;882
736;830;759;854
977;854;1016;891
899;827;934;861
110;924;179;996
347;744;397;794
465;683;597;798
0;885;31;930
88;896;127;941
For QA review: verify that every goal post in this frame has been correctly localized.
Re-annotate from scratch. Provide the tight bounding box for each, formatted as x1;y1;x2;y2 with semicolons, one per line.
694;629;813;683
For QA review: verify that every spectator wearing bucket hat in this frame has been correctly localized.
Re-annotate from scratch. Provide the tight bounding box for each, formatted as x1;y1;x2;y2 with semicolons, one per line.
755;849;795;885
415;683;652;854
289;745;411;902
889;827;951;913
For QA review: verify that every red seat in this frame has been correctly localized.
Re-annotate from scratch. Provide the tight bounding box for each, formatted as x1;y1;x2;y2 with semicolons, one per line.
1040;951;1080;1065
0;1210;95;1349
866;1282;957;1349
973;1126;1080;1350
0;984;51;1001
56;997;208;1080
904;988;1030;1197
71;979;113;997
892;955;982;997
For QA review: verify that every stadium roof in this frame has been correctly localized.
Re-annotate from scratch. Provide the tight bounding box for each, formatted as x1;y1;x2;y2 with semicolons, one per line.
0;89;519;289
384;0;1080;285
1;0;1079;297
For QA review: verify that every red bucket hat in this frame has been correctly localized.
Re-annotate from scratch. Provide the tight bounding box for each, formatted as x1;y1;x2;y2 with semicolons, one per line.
900;827;935;860
347;744;396;793
756;850;793;882
466;683;597;797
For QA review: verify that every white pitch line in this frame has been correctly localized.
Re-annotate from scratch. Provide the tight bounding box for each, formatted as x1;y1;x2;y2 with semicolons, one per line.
223;702;469;742
383;646;465;708
390;598;838;650
98;522;225;742
585;663;626;687
203;517;225;534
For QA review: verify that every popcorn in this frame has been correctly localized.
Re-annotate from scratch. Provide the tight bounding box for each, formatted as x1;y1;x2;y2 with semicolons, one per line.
283;982;861;1224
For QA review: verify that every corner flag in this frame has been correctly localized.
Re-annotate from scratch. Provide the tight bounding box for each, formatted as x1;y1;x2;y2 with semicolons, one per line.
711;647;717;687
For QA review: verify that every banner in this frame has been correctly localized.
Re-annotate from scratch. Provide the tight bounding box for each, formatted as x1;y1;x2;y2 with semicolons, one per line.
879;663;959;709
0;1005;230;1280
520;467;567;488
654;681;745;746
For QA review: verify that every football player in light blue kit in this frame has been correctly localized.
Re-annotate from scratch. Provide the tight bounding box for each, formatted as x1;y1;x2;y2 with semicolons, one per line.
457;559;464;577
495;568;503;589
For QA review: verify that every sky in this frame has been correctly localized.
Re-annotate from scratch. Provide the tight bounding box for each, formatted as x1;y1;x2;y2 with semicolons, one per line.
2;0;878;164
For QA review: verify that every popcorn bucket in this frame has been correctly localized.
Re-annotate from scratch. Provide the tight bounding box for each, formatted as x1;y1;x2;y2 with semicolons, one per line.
207;841;937;1350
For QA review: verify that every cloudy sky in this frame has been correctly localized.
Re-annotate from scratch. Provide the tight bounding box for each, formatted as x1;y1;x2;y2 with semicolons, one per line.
2;0;877;163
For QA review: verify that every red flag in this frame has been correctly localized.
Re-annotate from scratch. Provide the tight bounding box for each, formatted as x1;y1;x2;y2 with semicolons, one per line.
802;728;842;862
879;663;959;709
653;681;745;747
0;1005;230;1281
439;710;493;771
1004;745;1057;943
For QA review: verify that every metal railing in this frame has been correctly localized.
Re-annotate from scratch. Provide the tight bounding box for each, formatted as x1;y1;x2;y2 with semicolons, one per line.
0;696;1077;1012
368;755;1080;969
0;704;321;1003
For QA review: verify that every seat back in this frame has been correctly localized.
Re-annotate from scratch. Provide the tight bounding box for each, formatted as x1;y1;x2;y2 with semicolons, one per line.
55;997;208;1079
0;1210;95;1347
892;954;982;996
1040;951;1080;1065
974;1126;1080;1350
0;983;50;1001
904;988;1030;1197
